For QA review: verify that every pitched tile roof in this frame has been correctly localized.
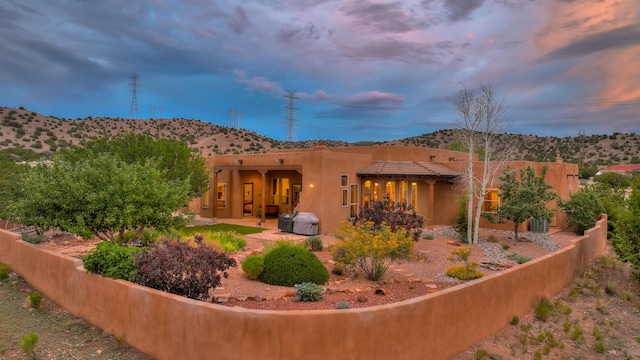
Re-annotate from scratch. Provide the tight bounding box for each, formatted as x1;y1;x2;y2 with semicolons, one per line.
357;161;460;177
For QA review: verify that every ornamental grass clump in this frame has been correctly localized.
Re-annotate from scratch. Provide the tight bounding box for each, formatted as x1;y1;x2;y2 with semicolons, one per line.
332;222;414;281
304;236;324;252
445;246;483;281
294;282;325;302
186;230;246;252
534;297;552;321
336;301;350;309
0;263;10;281
21;333;39;359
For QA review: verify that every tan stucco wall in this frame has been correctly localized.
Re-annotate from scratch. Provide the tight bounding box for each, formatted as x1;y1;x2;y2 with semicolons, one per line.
446;160;579;231
0;215;606;360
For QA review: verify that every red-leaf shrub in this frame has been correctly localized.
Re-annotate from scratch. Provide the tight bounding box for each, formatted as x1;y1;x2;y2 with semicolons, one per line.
134;239;236;300
356;199;424;241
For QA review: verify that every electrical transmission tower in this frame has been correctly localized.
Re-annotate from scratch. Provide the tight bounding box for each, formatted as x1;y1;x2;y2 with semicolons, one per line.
150;106;165;119
284;91;298;141
577;129;587;168
128;74;140;119
229;109;242;129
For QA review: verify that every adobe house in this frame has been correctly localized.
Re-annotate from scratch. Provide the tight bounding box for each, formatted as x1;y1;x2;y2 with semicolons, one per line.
189;145;579;235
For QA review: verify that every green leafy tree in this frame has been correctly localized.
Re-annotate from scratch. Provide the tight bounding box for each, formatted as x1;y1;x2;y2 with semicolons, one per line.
0;160;29;221
578;165;598;180
7;154;192;243
593;172;630;189
581;183;626;235
4;164;59;235
61;132;208;198
489;166;557;240
558;190;604;235
610;180;640;268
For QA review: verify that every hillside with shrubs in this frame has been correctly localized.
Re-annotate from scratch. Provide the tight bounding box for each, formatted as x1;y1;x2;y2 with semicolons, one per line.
1;106;639;168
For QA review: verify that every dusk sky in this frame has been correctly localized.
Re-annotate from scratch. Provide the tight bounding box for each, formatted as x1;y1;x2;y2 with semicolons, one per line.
1;0;639;142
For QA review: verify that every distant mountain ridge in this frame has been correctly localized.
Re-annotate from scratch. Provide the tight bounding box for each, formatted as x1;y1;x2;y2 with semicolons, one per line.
1;106;638;167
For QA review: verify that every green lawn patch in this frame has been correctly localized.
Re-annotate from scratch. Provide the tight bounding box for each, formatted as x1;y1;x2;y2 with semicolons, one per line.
180;224;264;236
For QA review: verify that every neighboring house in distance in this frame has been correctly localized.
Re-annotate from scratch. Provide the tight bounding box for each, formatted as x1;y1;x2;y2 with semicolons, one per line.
596;164;640;176
188;145;579;235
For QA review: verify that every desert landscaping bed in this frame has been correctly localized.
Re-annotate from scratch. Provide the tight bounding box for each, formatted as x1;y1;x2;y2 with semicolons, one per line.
42;228;577;311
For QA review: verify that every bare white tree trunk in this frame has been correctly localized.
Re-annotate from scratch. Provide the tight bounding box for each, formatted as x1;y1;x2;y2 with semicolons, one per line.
452;87;478;244
452;83;510;244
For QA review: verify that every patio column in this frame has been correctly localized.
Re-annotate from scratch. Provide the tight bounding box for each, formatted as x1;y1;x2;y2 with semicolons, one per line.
425;179;435;230
259;170;268;225
212;169;222;220
232;169;242;218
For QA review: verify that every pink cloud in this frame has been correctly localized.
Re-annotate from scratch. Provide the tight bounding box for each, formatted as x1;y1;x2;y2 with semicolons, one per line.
232;70;284;95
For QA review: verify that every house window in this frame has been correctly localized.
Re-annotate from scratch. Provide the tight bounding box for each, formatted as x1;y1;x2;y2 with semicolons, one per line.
483;189;500;212
201;188;210;208
350;184;359;218
271;178;290;205
385;181;396;202
363;180;373;208
411;182;418;207
374;182;379;201
341;175;349;207
400;181;409;204
216;183;227;208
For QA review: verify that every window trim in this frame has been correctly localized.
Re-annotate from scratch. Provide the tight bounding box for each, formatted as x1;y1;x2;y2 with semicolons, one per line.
482;189;500;213
349;183;359;218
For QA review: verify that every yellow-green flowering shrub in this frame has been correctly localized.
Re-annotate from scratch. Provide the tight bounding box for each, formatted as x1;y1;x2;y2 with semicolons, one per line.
332;222;413;281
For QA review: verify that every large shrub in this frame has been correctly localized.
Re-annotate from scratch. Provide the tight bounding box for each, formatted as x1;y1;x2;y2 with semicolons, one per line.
82;241;142;281
259;244;329;287
593;172;630;189
332;222;413;281
134;239;236;300
357;199;424;241
241;255;265;280
559;191;604;235
610;181;640;269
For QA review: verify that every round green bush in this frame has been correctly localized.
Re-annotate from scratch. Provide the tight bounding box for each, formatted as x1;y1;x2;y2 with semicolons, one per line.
241;255;265;280
259;245;329;287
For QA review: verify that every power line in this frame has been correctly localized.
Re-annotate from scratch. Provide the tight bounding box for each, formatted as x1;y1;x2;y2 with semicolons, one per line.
128;74;140;119
229;109;242;129
507;100;640;110
284;91;298;141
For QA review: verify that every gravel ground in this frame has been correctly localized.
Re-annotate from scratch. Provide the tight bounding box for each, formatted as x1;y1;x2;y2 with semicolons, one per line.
216;228;577;310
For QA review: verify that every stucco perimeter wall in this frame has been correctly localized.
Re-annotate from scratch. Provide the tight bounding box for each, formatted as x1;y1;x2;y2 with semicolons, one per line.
0;216;606;360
